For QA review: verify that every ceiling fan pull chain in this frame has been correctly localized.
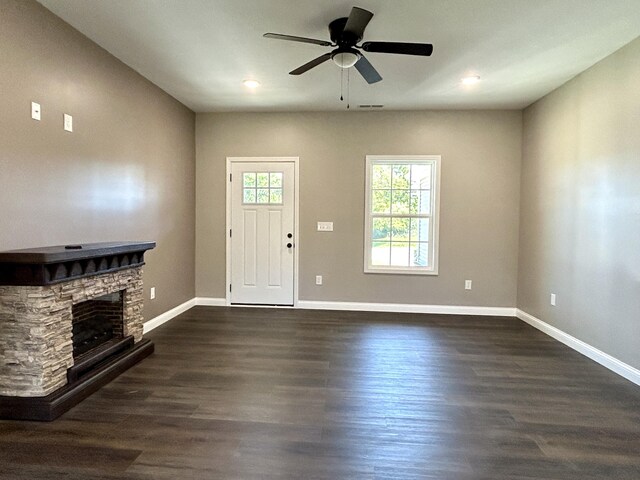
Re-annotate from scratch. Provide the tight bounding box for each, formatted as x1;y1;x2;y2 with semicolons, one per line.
347;68;350;109
340;67;344;101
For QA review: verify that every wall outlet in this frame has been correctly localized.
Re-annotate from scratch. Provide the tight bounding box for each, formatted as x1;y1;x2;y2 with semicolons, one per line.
550;293;556;306
31;102;41;121
315;275;323;285
317;222;333;232
465;280;472;290
150;287;156;300
63;113;73;132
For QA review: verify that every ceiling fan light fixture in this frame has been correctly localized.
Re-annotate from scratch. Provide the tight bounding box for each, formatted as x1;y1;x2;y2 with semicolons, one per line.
461;75;481;85
331;51;361;68
243;79;261;88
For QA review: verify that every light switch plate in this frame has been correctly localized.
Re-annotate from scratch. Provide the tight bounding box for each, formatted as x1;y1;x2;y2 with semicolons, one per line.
317;222;333;232
465;280;472;290
550;293;556;306
31;102;41;121
63;113;73;132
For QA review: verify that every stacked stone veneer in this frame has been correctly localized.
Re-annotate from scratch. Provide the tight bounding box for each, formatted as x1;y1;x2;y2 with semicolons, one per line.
0;267;144;397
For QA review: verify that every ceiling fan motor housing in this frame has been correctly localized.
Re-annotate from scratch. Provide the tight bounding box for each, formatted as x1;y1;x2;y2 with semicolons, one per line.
329;17;361;46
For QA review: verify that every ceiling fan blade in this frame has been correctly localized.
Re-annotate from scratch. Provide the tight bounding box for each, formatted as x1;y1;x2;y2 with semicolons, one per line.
343;7;374;40
264;33;332;47
289;52;333;75
362;41;433;56
354;55;382;84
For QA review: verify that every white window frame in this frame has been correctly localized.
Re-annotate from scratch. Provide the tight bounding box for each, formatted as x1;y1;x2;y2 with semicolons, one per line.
364;155;441;275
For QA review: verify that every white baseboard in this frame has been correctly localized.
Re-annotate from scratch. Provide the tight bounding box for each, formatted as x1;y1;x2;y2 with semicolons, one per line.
195;297;227;306
143;298;196;333
298;300;516;317
516;309;640;386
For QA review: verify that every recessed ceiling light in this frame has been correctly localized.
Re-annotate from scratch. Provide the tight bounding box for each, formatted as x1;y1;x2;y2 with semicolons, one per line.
461;75;481;85
243;79;261;88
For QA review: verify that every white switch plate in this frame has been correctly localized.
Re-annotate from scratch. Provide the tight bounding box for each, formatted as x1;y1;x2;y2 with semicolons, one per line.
315;275;323;285
31;102;41;121
63;113;73;132
550;293;556;306
150;287;156;300
317;222;333;232
465;280;472;290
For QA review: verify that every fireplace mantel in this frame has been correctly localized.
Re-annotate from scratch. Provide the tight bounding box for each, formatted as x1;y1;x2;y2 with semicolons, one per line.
0;241;156;286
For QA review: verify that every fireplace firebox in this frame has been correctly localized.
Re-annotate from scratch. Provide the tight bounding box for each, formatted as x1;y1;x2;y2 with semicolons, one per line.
72;291;124;357
0;242;155;421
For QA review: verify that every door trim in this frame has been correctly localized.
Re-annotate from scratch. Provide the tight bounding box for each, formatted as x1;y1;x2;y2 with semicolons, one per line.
225;157;299;307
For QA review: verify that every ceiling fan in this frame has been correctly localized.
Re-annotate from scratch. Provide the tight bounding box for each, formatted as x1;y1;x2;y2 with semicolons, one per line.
264;6;433;84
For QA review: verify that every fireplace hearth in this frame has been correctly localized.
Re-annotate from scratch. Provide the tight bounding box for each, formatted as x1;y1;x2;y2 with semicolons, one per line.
0;242;155;421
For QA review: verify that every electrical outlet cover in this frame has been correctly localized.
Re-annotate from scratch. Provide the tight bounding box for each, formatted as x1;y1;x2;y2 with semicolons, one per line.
317;222;333;232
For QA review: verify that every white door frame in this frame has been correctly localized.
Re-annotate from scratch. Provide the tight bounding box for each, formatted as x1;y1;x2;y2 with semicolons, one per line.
225;156;300;307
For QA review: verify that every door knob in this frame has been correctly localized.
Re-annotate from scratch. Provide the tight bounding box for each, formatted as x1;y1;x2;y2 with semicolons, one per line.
287;243;293;248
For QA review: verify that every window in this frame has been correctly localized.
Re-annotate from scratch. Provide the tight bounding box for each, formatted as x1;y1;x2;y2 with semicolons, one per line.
364;155;440;275
242;172;283;204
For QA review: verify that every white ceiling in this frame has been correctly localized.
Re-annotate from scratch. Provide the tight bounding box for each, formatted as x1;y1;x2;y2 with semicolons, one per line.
38;0;640;112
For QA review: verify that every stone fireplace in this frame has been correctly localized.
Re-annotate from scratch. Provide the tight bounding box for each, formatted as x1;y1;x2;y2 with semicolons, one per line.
0;242;155;420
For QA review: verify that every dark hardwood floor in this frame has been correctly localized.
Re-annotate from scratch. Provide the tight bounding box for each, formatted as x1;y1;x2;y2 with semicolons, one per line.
1;306;639;479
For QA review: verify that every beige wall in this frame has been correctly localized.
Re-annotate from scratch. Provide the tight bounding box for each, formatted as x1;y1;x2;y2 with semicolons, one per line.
518;38;640;369
196;110;522;307
0;0;196;320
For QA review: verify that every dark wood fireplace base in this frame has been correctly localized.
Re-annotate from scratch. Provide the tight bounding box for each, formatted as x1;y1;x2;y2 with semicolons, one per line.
0;339;154;421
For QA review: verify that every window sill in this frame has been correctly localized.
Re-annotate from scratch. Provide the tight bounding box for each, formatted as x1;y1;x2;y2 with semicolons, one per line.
364;267;439;276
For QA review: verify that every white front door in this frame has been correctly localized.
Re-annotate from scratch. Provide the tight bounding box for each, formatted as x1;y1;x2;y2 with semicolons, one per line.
230;161;295;305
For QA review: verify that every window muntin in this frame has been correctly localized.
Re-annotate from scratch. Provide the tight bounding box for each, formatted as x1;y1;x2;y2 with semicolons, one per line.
243;172;283;204
365;156;440;275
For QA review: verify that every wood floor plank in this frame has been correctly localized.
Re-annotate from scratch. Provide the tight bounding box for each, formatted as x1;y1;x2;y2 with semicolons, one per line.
0;306;638;479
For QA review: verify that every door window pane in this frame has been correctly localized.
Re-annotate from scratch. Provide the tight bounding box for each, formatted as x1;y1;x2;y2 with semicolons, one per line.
243;189;256;203
243;173;256;187
256;189;270;203
270;189;282;203
256;173;269;187
270;172;282;187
